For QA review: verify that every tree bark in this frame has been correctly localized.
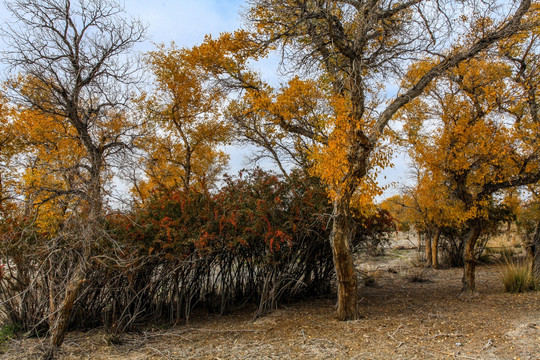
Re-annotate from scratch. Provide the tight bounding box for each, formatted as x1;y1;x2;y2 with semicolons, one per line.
432;228;441;269
528;221;540;278
461;223;482;294
425;229;432;267
43;265;86;360
330;196;359;321
44;161;101;359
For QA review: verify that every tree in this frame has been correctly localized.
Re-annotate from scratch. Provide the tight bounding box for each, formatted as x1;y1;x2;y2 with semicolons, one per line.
518;193;540;277
400;170;457;268
402;49;540;293
132;43;231;202
241;0;534;318
226;76;329;178
1;0;145;357
0;97;19;215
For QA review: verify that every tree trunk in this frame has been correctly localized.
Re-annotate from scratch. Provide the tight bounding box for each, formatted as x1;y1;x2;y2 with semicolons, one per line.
43;265;86;360
461;223;482;294
330;196;359;321
528;222;540;278
526;243;534;274
44;162;102;359
425;229;432;268
432;228;441;269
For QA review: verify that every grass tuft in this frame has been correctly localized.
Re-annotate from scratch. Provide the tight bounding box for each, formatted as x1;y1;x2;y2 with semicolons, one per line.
403;268;432;283
500;258;539;293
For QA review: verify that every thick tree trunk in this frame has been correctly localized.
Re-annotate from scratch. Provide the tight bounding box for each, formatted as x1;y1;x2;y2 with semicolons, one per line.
44;165;102;359
425;229;432;267
43;266;86;360
330;197;359;321
461;223;482;294
432;228;441;269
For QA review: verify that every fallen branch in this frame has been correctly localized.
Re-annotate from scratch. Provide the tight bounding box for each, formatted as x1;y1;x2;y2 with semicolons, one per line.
419;333;463;340
392;324;404;336
439;351;478;360
480;339;493;351
387;324;405;348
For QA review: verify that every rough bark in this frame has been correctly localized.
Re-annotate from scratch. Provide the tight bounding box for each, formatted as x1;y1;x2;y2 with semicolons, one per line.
432;228;441;269
528;222;540;278
43;266;86;360
330;195;359;320
526;242;534;274
461;223;482;293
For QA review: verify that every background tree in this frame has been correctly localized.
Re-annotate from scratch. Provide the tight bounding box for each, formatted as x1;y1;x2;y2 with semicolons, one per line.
133;44;230;203
518;191;540;277
400;170;457;268
401;49;540;293
0;97;19;215
1;0;145;357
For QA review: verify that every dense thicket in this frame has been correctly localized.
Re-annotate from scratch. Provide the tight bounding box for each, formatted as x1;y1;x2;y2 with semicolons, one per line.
0;169;394;335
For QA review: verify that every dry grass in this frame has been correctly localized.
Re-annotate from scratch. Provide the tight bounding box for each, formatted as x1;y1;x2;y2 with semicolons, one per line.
500;258;539;293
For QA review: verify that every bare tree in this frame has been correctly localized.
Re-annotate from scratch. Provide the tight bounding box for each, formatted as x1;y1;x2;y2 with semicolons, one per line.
1;0;145;357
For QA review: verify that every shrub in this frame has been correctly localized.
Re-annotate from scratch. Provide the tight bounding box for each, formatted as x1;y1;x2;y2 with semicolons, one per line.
101;169;337;323
357;268;378;286
0;168;402;336
404;268;431;283
500;259;539;293
353;208;395;256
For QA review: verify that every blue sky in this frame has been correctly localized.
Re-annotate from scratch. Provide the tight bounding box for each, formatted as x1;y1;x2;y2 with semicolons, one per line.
124;0;246;49
0;0;246;49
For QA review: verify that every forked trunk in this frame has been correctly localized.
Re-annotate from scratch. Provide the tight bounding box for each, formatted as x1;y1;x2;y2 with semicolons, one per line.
432;228;441;269
461;223;482;294
330;196;359;320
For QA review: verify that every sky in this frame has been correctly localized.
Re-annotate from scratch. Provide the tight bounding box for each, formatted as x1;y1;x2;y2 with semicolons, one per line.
0;0;411;200
124;0;412;198
123;0;246;49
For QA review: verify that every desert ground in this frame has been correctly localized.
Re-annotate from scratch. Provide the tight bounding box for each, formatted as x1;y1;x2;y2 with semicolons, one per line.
2;235;539;360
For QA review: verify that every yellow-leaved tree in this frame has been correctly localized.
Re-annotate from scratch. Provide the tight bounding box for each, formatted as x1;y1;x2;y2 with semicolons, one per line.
180;0;535;319
401;41;540;293
240;0;535;317
134;44;231;202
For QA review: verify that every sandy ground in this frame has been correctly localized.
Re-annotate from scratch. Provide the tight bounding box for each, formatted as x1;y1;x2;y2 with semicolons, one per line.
1;246;539;359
